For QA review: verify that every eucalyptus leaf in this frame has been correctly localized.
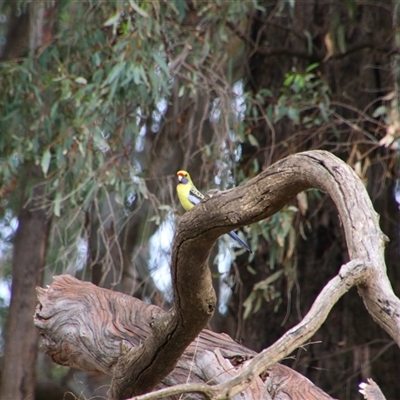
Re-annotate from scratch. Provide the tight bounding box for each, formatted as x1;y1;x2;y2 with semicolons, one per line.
41;149;51;176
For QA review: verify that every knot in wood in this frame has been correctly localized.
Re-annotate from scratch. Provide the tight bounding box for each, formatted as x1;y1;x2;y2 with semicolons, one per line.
228;211;241;224
207;299;216;315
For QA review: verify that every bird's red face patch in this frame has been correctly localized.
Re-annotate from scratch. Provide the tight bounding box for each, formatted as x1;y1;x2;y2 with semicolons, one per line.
177;171;189;183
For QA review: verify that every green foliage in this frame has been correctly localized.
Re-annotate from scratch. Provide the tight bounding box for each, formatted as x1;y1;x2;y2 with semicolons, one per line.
221;66;335;315
237;63;331;160
243;268;283;319
244;206;299;318
0;0;259;273
0;3;154;217
277;64;331;127
0;1;338;313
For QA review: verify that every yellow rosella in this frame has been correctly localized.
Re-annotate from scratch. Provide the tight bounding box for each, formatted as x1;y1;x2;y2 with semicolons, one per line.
176;170;252;252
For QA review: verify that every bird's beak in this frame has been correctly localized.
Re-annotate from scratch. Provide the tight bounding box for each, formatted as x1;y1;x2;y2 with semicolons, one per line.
177;174;183;182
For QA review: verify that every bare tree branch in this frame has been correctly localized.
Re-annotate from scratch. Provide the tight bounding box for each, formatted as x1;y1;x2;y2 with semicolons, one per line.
226;19;396;62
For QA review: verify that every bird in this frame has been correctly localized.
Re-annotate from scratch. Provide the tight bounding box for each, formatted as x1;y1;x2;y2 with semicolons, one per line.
176;170;252;252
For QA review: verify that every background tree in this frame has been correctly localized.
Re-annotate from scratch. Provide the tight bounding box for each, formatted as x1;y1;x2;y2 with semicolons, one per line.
0;1;399;399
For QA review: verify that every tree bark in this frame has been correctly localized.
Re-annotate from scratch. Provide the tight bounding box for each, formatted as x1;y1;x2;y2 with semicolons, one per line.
1;184;51;400
0;2;57;398
34;151;400;399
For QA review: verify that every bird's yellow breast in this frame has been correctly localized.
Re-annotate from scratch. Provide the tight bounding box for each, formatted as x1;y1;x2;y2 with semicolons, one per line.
177;183;195;211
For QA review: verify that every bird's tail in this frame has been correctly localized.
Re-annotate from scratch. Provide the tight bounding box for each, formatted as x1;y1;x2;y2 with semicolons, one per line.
228;231;252;253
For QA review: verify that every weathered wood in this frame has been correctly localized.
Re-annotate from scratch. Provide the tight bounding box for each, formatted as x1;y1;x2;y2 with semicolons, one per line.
35;150;400;399
359;378;387;400
35;274;336;399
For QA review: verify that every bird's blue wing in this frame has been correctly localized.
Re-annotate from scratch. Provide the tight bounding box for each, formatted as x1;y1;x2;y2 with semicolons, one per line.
188;188;203;205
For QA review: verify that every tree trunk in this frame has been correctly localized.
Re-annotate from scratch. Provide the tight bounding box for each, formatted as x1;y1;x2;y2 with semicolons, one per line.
0;3;56;398
0;182;51;400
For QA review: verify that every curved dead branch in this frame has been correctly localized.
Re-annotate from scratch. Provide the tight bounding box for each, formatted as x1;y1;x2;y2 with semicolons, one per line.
117;150;398;397
128;259;366;400
35;150;400;399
